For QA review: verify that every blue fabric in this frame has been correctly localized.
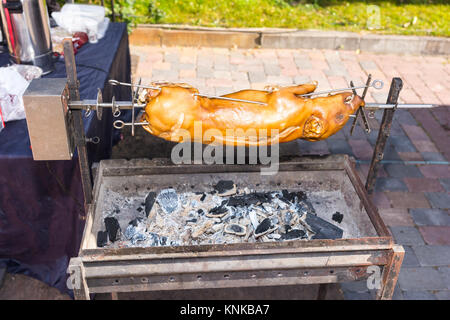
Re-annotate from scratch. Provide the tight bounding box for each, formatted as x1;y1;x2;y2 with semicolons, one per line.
0;22;131;295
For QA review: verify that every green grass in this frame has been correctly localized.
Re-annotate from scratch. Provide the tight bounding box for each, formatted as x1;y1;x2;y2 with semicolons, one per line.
80;1;450;37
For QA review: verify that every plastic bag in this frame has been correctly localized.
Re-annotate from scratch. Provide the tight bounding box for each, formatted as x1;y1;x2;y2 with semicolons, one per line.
0;65;42;123
51;4;108;43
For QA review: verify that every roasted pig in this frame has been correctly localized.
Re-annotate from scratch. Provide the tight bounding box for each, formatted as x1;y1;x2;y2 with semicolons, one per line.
139;82;364;146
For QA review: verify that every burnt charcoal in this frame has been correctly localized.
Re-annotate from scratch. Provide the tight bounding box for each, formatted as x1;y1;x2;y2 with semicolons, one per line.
230;224;244;233
305;213;343;240
208;205;228;216
281;229;306;240
281;190;307;203
227;192;273;207
332;212;344;224
156;188;179;214
137;207;143;213
255;218;271;235
186;218;197;223
144;191;157;217
200;193;207;201
213;180;236;196
296;199;316;215
284;224;292;233
224;223;246;236
197;209;204;215
97;231;108;247
104;217;121;242
159;236;167;246
129;217;143;227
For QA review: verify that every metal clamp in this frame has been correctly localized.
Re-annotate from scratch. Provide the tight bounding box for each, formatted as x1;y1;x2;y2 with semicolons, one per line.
130;78;142;136
86;137;100;144
96;88;103;120
113;120;149;130
350;75;373;135
299;79;383;98
112;96;121;117
109;79;162;91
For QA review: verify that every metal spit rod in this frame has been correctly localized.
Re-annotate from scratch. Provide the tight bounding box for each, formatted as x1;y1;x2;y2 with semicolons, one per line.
67;78;438;131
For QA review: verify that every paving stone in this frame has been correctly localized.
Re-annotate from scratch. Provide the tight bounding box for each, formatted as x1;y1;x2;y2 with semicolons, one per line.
404;178;444;193
294;57;312;70
413;245;450;267
412;140;439;153
215;87;234;96
266;75;293;85
419;226;450;245
410;209;450;226
348;139;373;160
340;280;370;293
326;139;353;155
378;208;414;227
375;178;408;192
371;192;391;209
402;245;421;267
386;192;430;209
389;226;424;245
440;179;450;192
263;63;281;76
359;60;378;71
398;152;424;162
402;291;437;300
419;165;450;179
425;192;450;209
391;284;404;300
401;124;430;141
421;152;446;162
293;75;311;84
197;65;213;78
434;291;450;300
382;144;402;161
384;164;423;178
438;267;450;289
151;69;179;81
398;267;447;291
343;290;374;300
248;70;266;83
395;110;418;125
387;136;417;153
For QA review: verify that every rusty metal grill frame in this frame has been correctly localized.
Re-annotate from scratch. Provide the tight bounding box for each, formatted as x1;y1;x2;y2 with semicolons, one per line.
69;155;404;300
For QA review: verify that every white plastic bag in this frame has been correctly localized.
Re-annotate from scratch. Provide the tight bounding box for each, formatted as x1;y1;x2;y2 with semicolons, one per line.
51;4;108;43
0;65;42;123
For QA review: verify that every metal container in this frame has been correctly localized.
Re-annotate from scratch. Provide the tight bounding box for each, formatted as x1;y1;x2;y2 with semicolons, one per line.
0;0;54;74
69;155;404;300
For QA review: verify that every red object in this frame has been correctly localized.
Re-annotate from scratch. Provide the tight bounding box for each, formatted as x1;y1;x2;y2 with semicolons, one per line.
60;32;89;56
0;104;5;130
72;32;88;52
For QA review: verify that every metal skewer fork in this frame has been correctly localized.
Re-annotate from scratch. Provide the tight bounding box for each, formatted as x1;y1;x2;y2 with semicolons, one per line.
109;79;162;91
131;78;142;136
350;75;373;135
298;79;383;98
194;94;267;105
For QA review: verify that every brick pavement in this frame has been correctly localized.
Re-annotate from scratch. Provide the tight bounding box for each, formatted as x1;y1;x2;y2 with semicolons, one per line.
130;44;449;300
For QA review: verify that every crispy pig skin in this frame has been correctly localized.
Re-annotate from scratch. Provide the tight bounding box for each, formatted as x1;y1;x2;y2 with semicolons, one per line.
140;82;364;146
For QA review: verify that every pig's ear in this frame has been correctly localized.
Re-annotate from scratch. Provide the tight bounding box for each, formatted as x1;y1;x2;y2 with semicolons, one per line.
303;115;326;140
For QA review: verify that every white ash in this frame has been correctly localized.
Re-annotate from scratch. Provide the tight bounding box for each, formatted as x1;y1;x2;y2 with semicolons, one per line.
100;187;346;248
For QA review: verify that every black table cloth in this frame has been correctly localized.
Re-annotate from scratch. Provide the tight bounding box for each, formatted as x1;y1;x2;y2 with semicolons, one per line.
0;22;131;295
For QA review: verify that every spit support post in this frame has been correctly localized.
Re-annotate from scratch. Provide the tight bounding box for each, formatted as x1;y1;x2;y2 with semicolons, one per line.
63;38;93;207
365;77;403;194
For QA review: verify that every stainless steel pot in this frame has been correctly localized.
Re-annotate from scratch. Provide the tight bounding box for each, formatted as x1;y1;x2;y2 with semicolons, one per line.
0;0;54;74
